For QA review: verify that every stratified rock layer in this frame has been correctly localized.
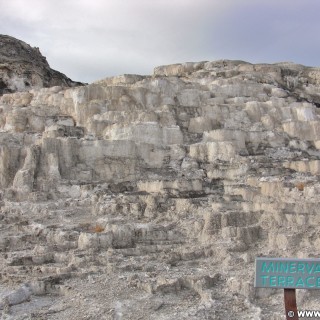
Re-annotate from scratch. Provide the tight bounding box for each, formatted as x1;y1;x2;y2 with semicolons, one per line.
0;35;83;95
0;60;320;319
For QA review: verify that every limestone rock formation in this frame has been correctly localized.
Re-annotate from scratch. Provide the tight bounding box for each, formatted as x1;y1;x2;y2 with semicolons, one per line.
0;59;320;319
0;35;83;95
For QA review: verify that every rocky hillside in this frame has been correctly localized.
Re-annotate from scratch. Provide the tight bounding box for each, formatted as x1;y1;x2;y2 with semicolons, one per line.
0;60;320;319
0;35;83;95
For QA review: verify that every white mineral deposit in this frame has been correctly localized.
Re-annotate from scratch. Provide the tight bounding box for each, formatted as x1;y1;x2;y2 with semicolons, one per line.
0;35;320;320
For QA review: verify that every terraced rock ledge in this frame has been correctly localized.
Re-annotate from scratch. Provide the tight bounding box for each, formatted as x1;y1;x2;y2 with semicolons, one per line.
0;60;320;319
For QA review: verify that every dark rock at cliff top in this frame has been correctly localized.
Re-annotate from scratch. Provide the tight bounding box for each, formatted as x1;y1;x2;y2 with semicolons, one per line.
0;34;84;95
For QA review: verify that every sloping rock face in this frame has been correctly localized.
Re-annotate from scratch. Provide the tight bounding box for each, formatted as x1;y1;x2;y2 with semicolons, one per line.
0;35;83;95
0;60;320;319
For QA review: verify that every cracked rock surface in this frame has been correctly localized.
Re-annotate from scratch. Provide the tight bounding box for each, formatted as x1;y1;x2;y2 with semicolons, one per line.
0;59;320;319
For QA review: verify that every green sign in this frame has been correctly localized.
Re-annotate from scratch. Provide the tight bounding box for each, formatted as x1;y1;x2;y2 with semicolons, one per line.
255;258;320;289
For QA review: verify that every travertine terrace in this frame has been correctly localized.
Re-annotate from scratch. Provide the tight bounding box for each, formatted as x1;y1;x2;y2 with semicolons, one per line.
0;59;320;319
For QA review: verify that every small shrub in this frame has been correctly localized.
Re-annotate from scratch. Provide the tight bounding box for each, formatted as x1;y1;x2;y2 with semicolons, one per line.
91;224;105;233
295;182;305;191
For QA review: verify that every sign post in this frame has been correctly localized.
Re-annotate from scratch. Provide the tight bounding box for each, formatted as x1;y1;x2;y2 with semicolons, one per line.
284;288;298;320
255;257;320;319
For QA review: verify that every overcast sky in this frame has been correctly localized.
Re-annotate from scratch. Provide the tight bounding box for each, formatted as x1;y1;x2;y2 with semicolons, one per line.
1;0;319;83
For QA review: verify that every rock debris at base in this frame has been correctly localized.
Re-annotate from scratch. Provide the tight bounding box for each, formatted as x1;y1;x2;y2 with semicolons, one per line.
0;59;320;319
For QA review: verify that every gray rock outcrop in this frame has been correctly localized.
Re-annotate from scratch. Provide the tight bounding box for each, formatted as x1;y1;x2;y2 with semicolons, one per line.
0;35;83;95
0;59;320;319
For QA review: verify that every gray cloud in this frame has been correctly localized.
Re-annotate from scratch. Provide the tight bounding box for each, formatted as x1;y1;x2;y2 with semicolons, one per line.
1;0;319;82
